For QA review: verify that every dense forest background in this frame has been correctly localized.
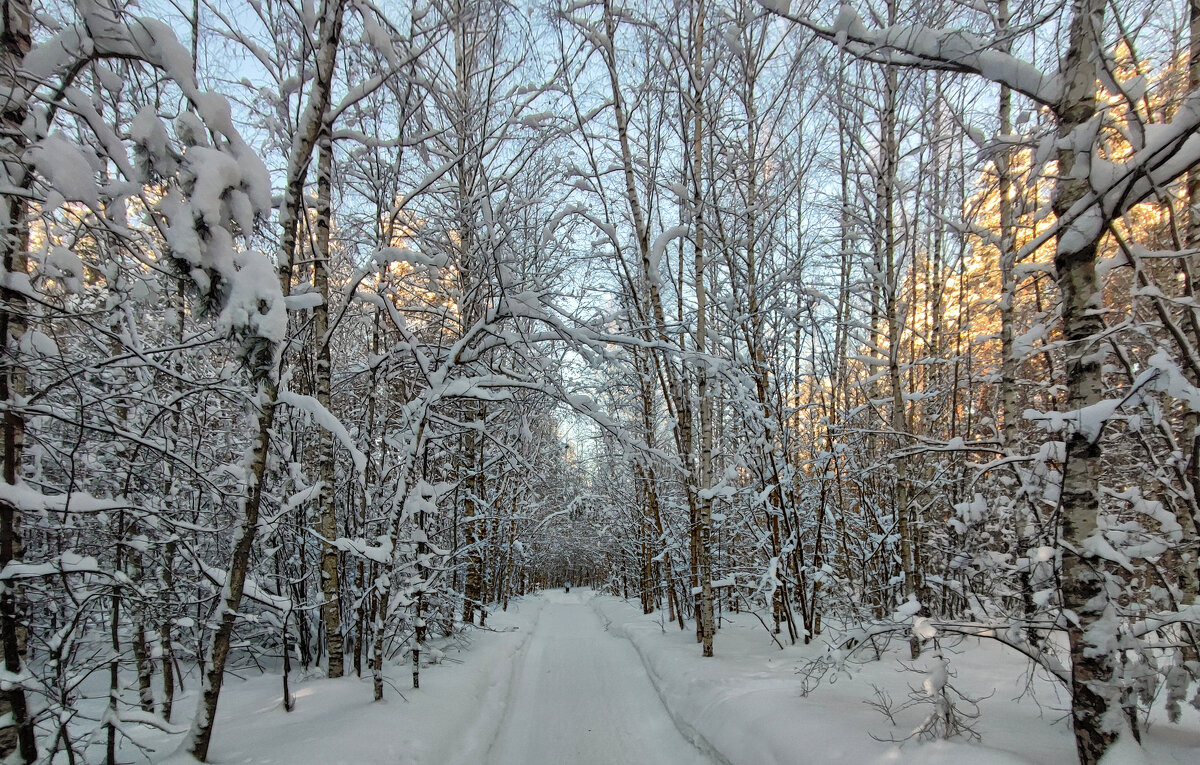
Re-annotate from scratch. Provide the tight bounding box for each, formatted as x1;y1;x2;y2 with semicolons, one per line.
2;0;1200;763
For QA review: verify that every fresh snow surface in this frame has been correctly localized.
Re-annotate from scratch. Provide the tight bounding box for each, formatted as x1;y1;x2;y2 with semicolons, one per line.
104;589;1200;764
124;590;712;765
130;598;544;765
593;596;1200;765
483;588;712;765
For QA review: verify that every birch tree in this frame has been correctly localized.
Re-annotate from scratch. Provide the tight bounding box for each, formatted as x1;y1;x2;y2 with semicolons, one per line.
187;0;346;757
765;0;1200;759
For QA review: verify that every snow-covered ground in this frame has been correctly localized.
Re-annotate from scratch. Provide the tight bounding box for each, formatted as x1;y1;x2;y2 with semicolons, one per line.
123;590;710;765
103;589;1200;764
483;589;710;765
593;594;1200;765
126;598;544;765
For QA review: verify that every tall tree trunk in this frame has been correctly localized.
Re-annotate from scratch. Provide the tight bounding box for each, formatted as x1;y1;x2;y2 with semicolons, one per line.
598;0;706;647
0;1;37;758
129;550;155;713
450;0;488;629
876;0;921;656
635;346;683;628
994;0;1043;645
313;123;344;680
463;408;486;626
371;571;385;700
413;497;428;688
1052;2;1118;762
997;0;1018;451
159;278;189;723
187;0;345;758
357;307;381;679
461;412;481;624
689;0;715;659
374;418;426;701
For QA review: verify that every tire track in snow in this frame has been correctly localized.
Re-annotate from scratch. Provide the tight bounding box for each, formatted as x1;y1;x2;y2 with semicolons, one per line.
481;589;714;765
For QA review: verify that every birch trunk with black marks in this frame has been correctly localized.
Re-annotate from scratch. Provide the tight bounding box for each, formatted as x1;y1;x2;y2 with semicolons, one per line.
597;0;711;653
1052;2;1119;762
313;123;343;680
187;0;345;758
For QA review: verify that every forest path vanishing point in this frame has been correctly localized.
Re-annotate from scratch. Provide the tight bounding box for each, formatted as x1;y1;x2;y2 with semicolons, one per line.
482;590;715;765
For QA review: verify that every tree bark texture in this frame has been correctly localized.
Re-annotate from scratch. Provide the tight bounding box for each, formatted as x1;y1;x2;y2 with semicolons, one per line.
187;0;346;758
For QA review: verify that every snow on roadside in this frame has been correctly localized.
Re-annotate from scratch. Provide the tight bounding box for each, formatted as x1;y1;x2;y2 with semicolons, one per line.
131;597;544;764
592;596;1200;765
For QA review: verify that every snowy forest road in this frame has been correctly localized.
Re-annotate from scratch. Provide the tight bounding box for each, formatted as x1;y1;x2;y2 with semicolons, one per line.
482;590;715;765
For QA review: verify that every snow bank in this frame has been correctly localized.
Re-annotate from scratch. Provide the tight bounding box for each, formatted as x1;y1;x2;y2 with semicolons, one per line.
127;598;544;764
592;597;1200;765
